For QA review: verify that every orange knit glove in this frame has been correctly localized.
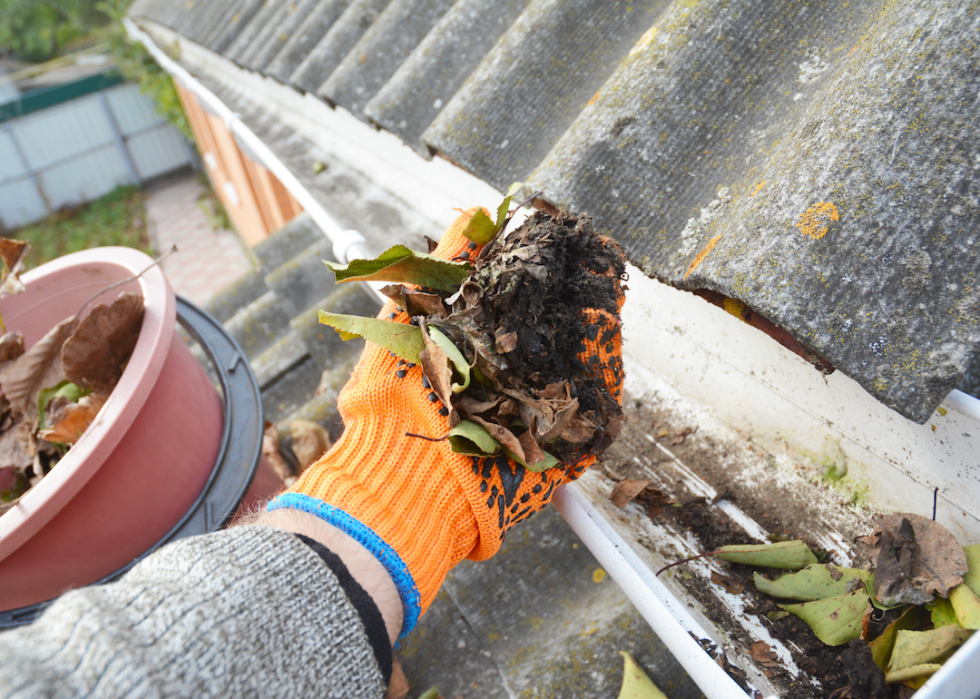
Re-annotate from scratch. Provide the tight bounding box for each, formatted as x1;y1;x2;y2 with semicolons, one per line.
267;209;624;637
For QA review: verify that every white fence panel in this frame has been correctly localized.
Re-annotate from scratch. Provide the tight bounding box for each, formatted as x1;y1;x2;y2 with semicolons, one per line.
128;124;191;180
104;83;164;135
0;131;28;182
38;143;132;210
0;179;47;230
12;95;115;171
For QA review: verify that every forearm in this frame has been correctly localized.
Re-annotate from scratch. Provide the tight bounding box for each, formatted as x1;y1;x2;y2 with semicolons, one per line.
0;527;387;699
255;508;403;645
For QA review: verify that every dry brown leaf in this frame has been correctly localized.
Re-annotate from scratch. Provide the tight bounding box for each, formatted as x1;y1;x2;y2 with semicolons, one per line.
289;419;331;473
262;422;295;484
0;315;76;412
711;570;746;595
494;329;518;353
381;284;448;318
469;415;525;463
419;321;458;425
868;513;967;606
750;641;780;667
38;393;107;444
0;332;24;362
669;425;698;445
0;413;37;474
561;411;599;444
0;238;30;295
63;292;144;394
518;430;549;468
610;479;654;508
455;395;501;415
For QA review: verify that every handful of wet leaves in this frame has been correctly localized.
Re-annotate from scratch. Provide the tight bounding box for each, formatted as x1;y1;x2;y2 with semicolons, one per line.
652;512;979;696
0;239;145;513
318;185;625;471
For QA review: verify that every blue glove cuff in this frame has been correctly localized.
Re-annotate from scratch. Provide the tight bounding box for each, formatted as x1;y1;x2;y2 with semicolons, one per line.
266;492;421;638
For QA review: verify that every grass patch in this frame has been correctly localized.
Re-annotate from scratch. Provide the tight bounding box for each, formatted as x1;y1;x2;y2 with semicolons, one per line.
11;186;153;268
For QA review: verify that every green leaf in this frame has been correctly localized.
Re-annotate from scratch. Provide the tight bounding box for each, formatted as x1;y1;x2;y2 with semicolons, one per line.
780;590;869;646
754;564;872;601
460;209;497;245
617;651;667;699
495;181;524;229
520;450;560;473
870;606;922;671
950;583;980;629
929;597;960;628
963;544;980;597
448;419;501;457
417;688;441;699
324;245;470;293
715;541;818;570
317;312;425;364
38;380;91;429
888;626;973;673
428;326;470;392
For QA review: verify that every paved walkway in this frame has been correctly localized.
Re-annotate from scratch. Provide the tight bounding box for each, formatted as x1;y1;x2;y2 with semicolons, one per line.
145;174;254;306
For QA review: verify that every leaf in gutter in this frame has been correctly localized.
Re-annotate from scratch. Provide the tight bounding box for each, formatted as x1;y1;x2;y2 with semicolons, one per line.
461;208;496;245
318;311;424;364
610;479;655;508
447;419;501;457
752;564;873;602
869;605;923;670
950;582;980;629
324;245;471;293
714;541;819;570
0;316;76;412
928;597;959;628
963;544;980;597
888;625;972;674
380;284;448;318
616;651;667;699
711;570;745;595
780;590;870;646
884;663;942;685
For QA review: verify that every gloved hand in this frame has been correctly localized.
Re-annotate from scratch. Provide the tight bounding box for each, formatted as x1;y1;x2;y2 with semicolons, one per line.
267;208;624;638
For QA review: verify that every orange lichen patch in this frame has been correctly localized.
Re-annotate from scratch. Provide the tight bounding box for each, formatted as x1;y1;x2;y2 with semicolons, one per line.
847;45;858;58
684;234;722;280
587;92;600;106
796;201;839;240
750;180;766;197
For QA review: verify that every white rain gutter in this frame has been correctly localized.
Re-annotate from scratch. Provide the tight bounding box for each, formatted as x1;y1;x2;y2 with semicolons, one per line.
123;18;386;305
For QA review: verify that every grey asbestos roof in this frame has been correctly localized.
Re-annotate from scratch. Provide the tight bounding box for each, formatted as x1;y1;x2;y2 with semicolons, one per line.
129;0;980;424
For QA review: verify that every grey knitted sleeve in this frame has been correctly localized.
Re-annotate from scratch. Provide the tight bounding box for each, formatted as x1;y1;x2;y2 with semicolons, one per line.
0;526;387;699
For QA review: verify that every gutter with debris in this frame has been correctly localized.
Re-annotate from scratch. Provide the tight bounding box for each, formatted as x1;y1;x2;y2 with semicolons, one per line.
126;12;980;698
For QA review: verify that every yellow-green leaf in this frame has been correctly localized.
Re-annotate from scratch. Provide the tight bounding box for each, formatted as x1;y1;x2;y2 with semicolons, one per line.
324;245;470;292
617;651;668;699
780;590;869;646
753;564;872;601
885;663;942;684
950;583;980;630
963;544;980;597
318;312;424;363
929;597;960;628
417;687;441;699
448;419;501;457
495;181;524;229
715;541;818;569
889;626;973;673
461;209;497;245
870;606;922;671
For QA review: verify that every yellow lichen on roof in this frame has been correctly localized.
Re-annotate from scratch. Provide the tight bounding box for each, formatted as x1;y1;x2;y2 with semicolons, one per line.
796;201;839;240
685;234;723;280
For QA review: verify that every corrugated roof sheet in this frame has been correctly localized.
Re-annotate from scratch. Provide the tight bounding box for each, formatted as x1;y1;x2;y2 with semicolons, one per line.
129;0;980;424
